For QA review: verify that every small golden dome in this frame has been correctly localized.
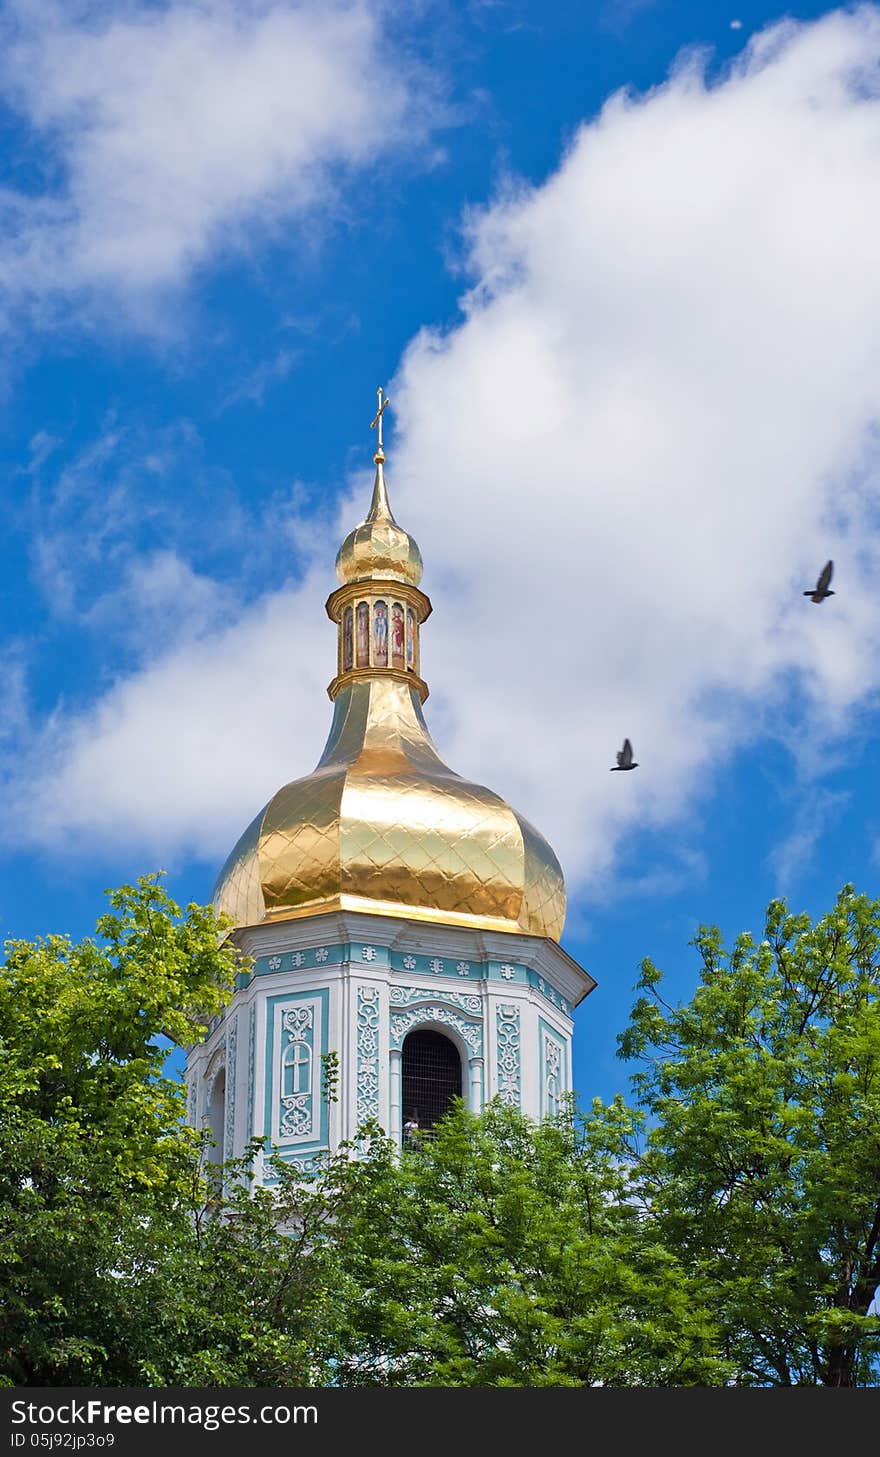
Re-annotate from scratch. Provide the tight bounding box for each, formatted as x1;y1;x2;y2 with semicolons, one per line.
335;451;423;588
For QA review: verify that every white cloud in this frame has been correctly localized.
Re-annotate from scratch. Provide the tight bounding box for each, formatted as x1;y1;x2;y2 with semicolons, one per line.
387;5;880;884
83;550;236;649
7;577;334;859
7;7;880;906
0;0;436;327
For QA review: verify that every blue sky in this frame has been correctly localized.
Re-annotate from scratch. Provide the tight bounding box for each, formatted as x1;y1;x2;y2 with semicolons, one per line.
2;0;879;1105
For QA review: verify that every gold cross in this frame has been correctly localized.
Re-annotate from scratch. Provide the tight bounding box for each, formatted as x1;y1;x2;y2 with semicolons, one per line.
370;387;391;451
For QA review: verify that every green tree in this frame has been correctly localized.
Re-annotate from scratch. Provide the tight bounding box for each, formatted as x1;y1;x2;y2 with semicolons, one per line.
0;874;234;1384
619;883;880;1386
71;1142;340;1387
12;872;880;1389
317;1101;728;1386
0;873;354;1387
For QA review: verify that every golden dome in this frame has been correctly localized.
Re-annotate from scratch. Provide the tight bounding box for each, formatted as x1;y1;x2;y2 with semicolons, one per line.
214;676;566;939
335;450;423;588
213;391;566;941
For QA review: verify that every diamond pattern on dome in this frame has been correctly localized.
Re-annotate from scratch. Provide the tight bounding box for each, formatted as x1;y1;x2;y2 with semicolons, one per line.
341;760;526;915
260;769;345;911
213;805;267;927
214;677;565;940
518;812;567;939
335;471;423;588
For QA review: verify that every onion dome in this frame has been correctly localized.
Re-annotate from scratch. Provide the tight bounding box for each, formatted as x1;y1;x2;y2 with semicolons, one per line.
335;445;423;588
213;390;566;942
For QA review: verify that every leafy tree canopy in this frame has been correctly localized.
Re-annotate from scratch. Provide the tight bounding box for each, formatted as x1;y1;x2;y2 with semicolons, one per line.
3;875;879;1387
619;883;880;1386
317;1102;728;1387
0;875;243;1383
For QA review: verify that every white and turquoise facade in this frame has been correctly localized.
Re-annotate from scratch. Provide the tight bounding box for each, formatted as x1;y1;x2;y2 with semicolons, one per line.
186;910;593;1175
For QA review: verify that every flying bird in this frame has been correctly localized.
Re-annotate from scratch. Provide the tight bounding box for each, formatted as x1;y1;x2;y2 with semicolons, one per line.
803;560;834;603
611;738;638;771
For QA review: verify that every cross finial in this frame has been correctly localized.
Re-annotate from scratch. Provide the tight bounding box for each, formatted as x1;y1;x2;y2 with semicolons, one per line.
370;386;391;457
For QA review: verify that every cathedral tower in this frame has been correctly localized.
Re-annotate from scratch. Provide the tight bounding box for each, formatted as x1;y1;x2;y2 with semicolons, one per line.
187;392;595;1174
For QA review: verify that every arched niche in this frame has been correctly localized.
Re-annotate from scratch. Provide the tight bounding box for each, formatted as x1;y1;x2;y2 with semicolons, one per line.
373;599;388;667
207;1067;226;1164
391;601;405;668
401;1027;463;1135
342;604;354;671
355;601;370;667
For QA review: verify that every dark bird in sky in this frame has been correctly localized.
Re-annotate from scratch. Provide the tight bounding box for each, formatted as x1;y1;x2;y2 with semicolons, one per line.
804;560;834;603
611;738;638;771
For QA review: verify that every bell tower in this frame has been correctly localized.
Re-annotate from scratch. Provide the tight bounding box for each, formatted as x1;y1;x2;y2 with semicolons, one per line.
186;391;595;1174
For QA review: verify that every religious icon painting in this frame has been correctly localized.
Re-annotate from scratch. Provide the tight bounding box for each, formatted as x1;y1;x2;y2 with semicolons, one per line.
343;605;354;672
391;601;405;668
356;601;370;667
373;600;388;666
406;607;416;671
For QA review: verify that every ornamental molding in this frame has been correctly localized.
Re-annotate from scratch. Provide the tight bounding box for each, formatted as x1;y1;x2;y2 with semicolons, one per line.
280;1091;311;1138
279;1004;315;1141
205;1044;226;1085
256;946;338;976
390;1004;483;1055
544;1034;561;1080
246;1003;257;1142
224;1018;238;1161
283;1006;313;1042
534;974;568;1014
356;984;381;1125
390;985;482;1017
542;1029;563;1118
274;1152;326;1179
496;1003;521;1108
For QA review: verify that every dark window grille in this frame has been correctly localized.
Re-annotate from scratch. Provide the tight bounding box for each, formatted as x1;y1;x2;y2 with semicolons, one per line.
401;1029;462;1132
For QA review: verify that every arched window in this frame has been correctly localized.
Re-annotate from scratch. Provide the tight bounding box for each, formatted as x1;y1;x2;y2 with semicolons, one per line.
373;600;388;666
282;1040;312;1098
401;1028;462;1135
546;1074;558;1118
342;605;354;671
356;601;370;667
207;1067;226;1164
406;607;417;671
391;601;404;668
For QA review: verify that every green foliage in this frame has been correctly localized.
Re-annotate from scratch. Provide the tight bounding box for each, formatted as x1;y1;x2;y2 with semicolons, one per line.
80;1143;339;1387
5;874;879;1387
619;883;880;1386
316;1101;728;1386
0;875;241;1384
320;1049;340;1106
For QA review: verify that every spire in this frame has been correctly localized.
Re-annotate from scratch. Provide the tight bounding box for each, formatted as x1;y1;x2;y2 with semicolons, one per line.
334;385;423;588
367;386;395;524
